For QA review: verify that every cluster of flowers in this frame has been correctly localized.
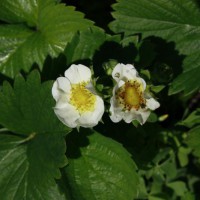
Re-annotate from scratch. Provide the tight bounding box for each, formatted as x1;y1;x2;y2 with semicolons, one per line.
52;64;160;128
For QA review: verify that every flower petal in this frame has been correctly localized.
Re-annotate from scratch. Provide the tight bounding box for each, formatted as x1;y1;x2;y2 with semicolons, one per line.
123;111;137;123
137;110;151;125
117;80;125;88
85;82;97;95
110;63;160;125
77;96;104;127
64;64;91;84
146;98;160;110
112;63;137;82
122;109;150;125
52;77;71;101
109;97;123;123
54;102;80;128
52;81;60;101
139;77;146;90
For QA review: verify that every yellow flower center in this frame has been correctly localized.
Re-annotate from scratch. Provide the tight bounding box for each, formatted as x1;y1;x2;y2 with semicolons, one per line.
116;80;146;110
70;82;96;114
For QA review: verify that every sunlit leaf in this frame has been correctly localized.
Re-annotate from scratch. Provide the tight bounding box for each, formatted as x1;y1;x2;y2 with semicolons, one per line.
0;0;93;77
65;27;107;65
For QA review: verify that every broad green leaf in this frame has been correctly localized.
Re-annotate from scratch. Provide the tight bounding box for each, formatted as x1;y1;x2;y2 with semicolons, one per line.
65;27;107;65
187;126;200;157
63;130;139;200
0;133;67;200
0;0;55;25
169;53;200;95
0;70;70;199
0;0;93;77
0;70;70;135
167;181;187;197
110;0;200;95
178;108;200;128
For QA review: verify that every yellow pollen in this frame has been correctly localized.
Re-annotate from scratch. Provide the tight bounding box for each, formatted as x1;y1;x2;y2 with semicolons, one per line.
116;80;146;110
70;82;96;114
124;86;140;106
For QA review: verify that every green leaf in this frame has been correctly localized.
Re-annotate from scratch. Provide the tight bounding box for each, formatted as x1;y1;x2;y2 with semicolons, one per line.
147;112;158;123
63;130;139;200
178;108;200;128
187;126;200;157
181;192;195;200
65;27;107;65
0;70;70;135
0;133;67;200
0;0;55;25
0;0;93;78
0;70;70;199
149;194;169;200
167;181;187;197
178;146;191;167
169;54;200;95
150;85;165;93
110;0;200;95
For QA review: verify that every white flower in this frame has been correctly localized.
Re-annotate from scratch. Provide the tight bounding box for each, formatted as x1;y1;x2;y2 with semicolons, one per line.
52;64;104;128
109;63;160;125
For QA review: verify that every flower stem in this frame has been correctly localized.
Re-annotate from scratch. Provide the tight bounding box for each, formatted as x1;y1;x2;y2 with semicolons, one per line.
0;128;9;132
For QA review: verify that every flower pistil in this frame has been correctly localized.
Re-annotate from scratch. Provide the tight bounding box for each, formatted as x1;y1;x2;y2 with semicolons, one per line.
116;80;146;111
70;82;96;114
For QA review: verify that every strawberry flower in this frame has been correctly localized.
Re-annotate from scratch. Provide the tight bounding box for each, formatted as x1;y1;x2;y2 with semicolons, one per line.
52;64;104;128
110;63;160;124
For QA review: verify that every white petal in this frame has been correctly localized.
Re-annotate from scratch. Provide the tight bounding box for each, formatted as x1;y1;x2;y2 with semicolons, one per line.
52;77;71;101
110;111;123;123
138;110;151;125
54;102;80;128
117;80;125;88
64;64;91;84
139;77;146;90
109;97;123;123
123;111;137;123
112;63;137;82
146;98;160;110
85;82;97;95
52;81;60;101
77;96;104;127
124;109;150;125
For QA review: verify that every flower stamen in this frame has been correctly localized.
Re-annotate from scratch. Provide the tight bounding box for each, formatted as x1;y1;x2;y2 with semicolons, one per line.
116;80;146;110
70;82;96;113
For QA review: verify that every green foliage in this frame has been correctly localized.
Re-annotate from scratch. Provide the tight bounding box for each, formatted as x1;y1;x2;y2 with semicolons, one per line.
0;133;67;200
0;71;70;199
187;126;200;157
178;108;200;128
65;28;107;65
64;130;139;200
0;0;93;77
0;70;69;135
110;0;200;96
